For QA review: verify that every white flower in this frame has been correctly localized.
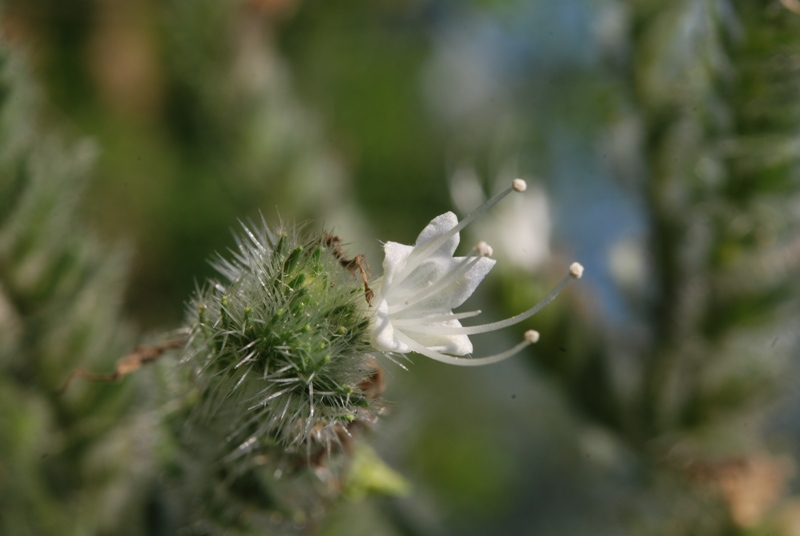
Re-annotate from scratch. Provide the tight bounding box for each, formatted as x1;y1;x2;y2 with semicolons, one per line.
369;179;583;366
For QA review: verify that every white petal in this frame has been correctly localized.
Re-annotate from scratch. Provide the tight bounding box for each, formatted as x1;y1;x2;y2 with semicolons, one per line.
370;299;410;353
399;256;495;314
414;212;460;256
388;255;463;308
380;241;414;289
399;323;473;355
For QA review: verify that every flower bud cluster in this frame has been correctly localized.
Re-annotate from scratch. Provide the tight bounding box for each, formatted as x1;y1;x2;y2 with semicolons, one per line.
184;219;380;463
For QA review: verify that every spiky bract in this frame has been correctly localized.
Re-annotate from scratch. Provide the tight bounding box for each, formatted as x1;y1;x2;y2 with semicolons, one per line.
184;219;379;465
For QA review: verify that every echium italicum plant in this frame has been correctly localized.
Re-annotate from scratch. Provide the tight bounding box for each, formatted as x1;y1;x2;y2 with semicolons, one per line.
169;178;583;530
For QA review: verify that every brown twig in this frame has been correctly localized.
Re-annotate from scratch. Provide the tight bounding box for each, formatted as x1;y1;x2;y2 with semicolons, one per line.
323;233;374;305
57;338;186;394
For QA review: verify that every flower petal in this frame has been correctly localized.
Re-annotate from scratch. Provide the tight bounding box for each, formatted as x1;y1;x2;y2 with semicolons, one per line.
370;299;410;353
399;322;473;355
399;256;495;314
380;241;414;289
414;211;460;256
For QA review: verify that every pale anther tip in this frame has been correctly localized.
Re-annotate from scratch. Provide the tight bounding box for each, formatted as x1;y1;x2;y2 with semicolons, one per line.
524;330;540;344
512;178;527;192
569;262;584;280
476;241;493;257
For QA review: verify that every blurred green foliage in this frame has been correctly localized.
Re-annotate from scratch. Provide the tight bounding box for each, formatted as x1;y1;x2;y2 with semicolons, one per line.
0;48;150;536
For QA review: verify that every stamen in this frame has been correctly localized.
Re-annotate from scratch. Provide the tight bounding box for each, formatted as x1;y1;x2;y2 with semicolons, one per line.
398;266;576;336
389;243;493;315
392;310;481;325
396;180;525;282
569;262;584;279
393;329;538;367
524;329;540;343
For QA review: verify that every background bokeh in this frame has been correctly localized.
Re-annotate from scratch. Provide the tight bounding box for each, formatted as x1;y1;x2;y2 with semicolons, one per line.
2;0;800;534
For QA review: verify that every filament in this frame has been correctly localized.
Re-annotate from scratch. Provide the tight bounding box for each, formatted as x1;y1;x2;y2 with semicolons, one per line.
392;310;481;325
393;329;538;367
398;269;573;336
394;181;524;284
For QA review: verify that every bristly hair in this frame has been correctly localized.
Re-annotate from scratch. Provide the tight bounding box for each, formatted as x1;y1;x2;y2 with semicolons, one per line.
182;215;380;468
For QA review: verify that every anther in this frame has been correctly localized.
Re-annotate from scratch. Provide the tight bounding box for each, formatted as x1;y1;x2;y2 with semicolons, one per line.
524;330;540;344
569;262;584;280
512;179;527;192
476;241;493;257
